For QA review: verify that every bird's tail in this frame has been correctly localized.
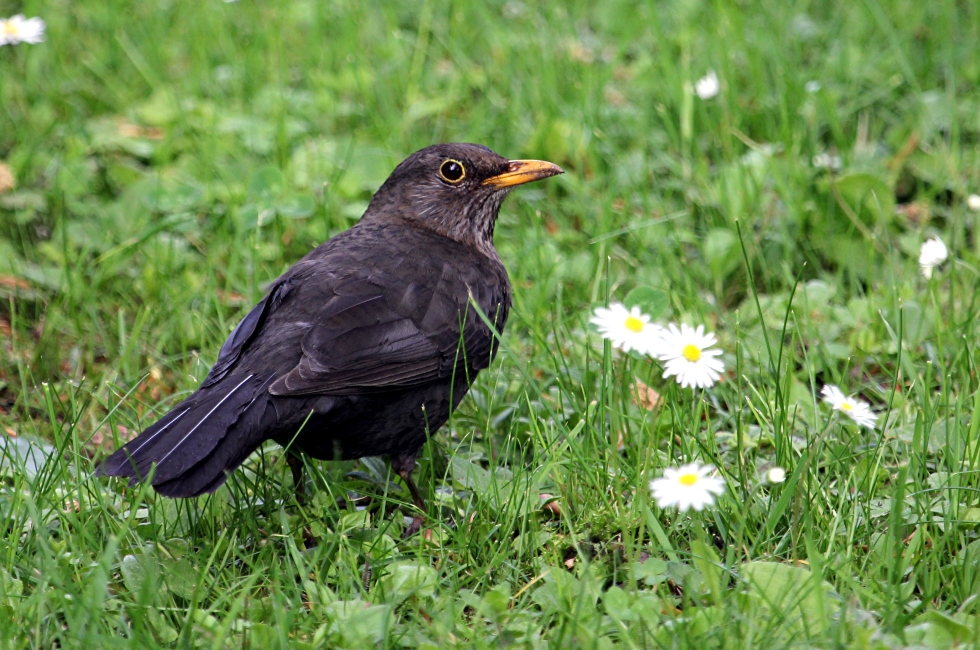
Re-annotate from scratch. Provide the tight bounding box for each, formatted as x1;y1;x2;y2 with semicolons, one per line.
97;373;279;498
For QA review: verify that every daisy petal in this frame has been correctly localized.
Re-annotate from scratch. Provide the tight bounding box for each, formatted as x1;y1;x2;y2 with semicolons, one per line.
655;323;725;388
591;303;663;356
821;384;877;429
650;462;725;512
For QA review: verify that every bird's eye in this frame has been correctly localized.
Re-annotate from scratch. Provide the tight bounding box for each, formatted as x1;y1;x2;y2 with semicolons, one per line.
439;159;466;183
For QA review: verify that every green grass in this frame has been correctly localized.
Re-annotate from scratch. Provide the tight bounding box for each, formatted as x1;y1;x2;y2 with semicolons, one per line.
2;0;980;647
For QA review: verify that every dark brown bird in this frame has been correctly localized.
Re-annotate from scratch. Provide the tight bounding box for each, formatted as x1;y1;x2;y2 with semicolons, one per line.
97;143;562;523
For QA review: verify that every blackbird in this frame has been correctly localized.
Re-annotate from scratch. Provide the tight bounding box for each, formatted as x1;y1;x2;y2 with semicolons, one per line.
97;143;563;522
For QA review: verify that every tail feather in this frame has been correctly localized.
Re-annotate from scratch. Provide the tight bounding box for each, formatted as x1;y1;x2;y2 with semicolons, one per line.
99;404;194;480
153;394;281;497
98;373;277;497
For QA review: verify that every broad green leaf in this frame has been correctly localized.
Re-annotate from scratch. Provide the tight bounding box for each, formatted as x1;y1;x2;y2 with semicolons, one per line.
833;173;895;224
652;606;724;646
325;600;393;646
141;181;204;214
450;456;514;510
703;228;740;279
276;194;316;218
135;89;180;126
624;286;669;319
905;610;975;648
248;166;286;200
741;561;837;638
629;557;668;586
602;585;632;618
336;509;371;533
691;539;724;603
380;562;438;600
0;568;23;604
238;202;277;228
483;583;511;615
120;553;158;595
291;137;341;188
0;435;56;479
962;507;980;526
163;558;198;601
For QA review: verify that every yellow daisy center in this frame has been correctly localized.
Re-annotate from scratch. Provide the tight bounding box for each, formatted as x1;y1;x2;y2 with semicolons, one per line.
624;316;644;333
678;473;698;486
2;22;15;36
682;343;701;362
841;401;853;412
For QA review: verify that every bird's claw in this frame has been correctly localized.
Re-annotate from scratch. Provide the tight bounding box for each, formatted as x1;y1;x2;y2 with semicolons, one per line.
402;515;424;539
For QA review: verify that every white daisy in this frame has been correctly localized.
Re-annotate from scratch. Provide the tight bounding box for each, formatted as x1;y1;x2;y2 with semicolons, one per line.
694;71;719;99
918;236;948;278
590;303;662;355
820;385;877;429
650;463;725;512
654;323;725;388
766;466;786;484
967;194;980;212
0;15;45;46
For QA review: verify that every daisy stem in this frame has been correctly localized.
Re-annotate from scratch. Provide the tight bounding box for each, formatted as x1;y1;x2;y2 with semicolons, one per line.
601;256;614;461
643;504;679;563
691;390;709;461
734;311;747;503
928;278;946;388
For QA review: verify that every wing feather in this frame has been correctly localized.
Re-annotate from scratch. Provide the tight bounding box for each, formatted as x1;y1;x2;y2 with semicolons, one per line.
269;262;506;397
191;224;510;399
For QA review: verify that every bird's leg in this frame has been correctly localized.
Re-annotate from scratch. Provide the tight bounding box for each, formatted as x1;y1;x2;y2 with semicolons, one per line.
398;471;425;538
286;452;317;547
392;452;425;538
400;470;427;514
286;452;306;505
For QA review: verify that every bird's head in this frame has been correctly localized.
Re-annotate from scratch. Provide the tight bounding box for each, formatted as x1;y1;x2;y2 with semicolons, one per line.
364;143;563;254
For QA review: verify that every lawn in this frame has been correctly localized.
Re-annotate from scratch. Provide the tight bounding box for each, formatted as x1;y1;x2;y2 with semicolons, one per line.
2;0;980;647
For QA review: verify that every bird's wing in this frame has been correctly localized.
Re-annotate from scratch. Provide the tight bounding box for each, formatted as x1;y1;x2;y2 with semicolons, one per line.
200;278;296;388
268;261;506;397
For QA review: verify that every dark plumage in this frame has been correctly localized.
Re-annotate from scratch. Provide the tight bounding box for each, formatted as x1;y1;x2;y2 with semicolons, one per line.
97;143;562;519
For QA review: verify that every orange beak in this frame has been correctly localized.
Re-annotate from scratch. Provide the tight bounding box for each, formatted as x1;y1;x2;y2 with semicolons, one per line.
482;159;564;189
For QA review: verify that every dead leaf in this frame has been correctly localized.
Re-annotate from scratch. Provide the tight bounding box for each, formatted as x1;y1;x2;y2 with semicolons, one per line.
86;425;135;455
117;120;165;140
631;379;662;410
565;38;595;64
0;276;31;291
216;290;247;306
0;162;14;194
888;131;919;173
895;202;930;225
539;493;561;516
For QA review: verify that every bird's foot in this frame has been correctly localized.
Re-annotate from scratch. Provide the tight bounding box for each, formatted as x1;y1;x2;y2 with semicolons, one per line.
394;456;429;539
402;515;425;539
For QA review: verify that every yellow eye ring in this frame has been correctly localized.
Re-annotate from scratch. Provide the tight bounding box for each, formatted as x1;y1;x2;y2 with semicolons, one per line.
439;159;466;183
